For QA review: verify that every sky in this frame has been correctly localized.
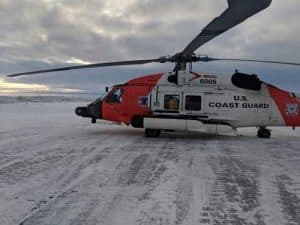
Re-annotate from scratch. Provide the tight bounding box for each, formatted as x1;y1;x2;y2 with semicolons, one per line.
0;0;299;96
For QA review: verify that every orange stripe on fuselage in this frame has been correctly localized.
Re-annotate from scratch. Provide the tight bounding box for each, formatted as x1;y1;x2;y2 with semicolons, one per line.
268;85;300;126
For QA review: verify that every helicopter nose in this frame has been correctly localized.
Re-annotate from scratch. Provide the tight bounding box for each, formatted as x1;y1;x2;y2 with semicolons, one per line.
75;106;91;117
75;99;102;120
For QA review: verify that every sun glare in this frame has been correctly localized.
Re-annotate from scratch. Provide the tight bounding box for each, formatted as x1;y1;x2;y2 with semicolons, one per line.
66;57;93;65
0;78;50;93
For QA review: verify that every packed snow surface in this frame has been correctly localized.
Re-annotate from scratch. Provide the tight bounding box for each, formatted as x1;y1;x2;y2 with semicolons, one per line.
0;102;299;225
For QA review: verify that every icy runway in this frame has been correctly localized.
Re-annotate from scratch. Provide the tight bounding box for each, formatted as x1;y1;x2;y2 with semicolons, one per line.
0;103;299;225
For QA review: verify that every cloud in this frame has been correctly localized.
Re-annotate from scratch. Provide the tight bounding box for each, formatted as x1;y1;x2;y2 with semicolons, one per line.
0;0;299;94
0;77;49;93
0;77;84;95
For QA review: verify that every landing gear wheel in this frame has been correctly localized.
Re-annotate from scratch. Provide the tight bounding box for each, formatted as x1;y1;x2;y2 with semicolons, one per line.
257;127;271;139
91;118;96;124
144;129;161;138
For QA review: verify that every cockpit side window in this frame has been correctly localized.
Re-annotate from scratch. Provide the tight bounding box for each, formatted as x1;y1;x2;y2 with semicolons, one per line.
105;87;124;103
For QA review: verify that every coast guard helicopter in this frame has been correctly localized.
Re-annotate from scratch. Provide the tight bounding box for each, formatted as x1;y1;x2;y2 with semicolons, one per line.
7;0;300;138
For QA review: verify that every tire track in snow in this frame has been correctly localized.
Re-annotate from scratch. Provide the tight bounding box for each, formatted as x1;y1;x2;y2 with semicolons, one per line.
276;175;300;225
0;129;113;185
262;138;300;225
173;137;201;225
129;139;177;200
118;153;151;186
0;154;65;185
136;137;203;225
176;136;219;225
175;177;193;225
18;136;172;225
206;154;265;225
94;138;178;225
16;134;141;225
135;138;181;225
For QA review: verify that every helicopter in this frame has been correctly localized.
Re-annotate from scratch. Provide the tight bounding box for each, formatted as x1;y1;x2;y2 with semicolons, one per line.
6;0;300;138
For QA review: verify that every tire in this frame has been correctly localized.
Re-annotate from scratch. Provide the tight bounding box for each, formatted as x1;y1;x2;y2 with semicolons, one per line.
257;129;263;137
144;129;161;138
257;128;271;139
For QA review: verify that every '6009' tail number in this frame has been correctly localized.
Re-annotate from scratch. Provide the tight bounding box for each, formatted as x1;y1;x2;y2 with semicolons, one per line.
200;78;217;85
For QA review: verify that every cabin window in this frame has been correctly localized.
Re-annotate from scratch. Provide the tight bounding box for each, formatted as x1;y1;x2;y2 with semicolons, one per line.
105;87;124;103
164;95;180;110
231;72;262;91
185;95;201;111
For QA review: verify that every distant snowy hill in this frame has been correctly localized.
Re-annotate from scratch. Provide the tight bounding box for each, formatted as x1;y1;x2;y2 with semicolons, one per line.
0;96;92;104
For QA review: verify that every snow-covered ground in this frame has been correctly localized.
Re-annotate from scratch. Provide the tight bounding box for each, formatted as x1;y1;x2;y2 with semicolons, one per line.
0;102;299;225
0;96;92;104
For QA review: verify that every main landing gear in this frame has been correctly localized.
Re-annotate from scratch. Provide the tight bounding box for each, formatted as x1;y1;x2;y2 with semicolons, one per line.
257;126;271;139
91;118;97;124
144;129;161;138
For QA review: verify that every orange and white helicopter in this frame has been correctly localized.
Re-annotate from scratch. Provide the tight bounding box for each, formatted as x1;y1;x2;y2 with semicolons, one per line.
7;0;300;138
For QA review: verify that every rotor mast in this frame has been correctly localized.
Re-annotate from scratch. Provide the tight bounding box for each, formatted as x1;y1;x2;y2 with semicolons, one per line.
172;0;273;72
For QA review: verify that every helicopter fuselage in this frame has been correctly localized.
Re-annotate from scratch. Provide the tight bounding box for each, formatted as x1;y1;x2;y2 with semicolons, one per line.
75;70;300;136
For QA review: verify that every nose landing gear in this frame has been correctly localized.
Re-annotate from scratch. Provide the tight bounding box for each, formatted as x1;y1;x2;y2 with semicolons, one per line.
257;126;271;139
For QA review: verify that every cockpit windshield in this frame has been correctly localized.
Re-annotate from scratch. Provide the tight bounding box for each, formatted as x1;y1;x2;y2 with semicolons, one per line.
105;87;124;103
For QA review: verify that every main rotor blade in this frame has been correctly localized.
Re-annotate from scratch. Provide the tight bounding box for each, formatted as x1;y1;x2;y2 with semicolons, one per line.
181;0;272;56
6;58;162;77
200;57;300;66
